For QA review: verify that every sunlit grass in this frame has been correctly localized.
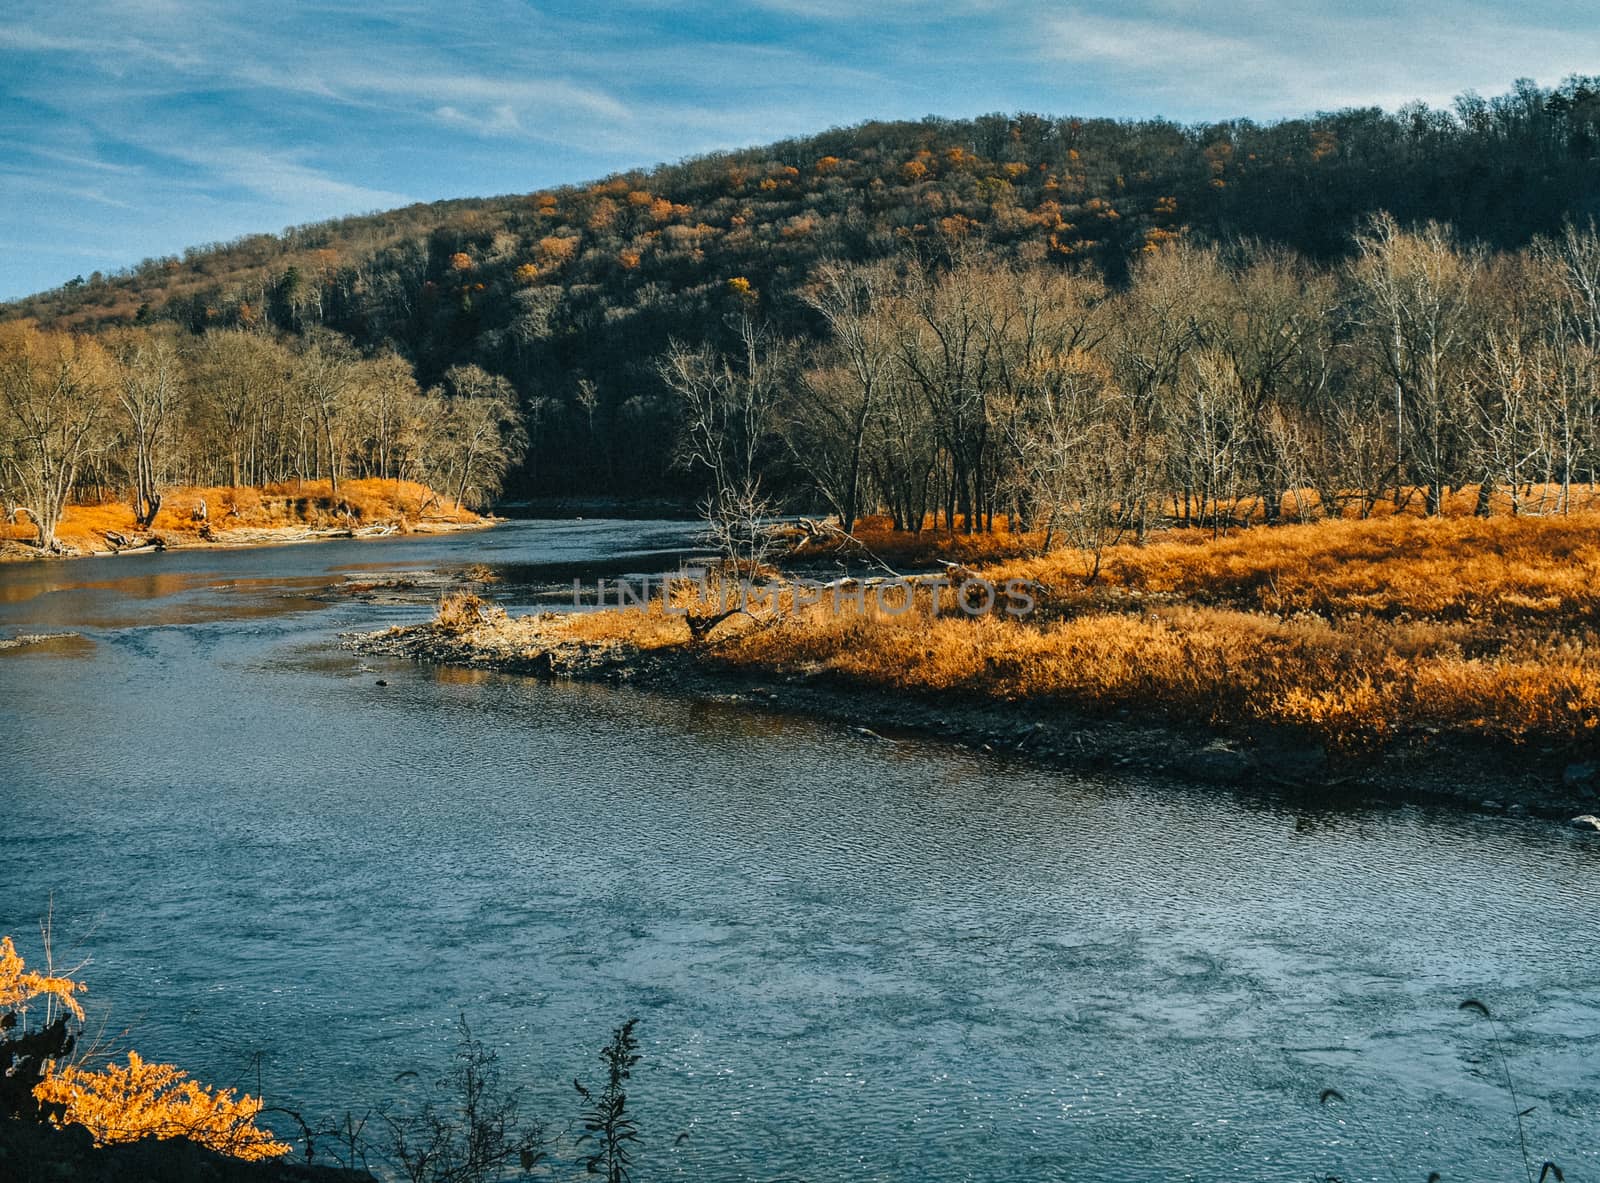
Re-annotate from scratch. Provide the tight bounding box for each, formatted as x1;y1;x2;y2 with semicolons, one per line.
445;510;1600;752
25;479;479;552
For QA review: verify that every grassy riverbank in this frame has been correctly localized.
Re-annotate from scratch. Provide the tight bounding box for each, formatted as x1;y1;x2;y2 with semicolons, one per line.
355;510;1600;814
1;479;484;559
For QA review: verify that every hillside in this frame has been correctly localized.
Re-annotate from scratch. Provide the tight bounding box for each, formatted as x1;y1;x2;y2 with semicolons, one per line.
6;78;1600;499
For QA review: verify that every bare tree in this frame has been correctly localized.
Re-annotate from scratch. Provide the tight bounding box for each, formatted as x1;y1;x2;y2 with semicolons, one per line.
294;333;363;494
187;330;293;487
788;260;896;532
660;316;788;569
107;330;181;527
1002;348;1133;576
357;353;422;481
1173;350;1251;534
660;316;786;500
0;326;115;549
424;366;526;510
1350;213;1483;514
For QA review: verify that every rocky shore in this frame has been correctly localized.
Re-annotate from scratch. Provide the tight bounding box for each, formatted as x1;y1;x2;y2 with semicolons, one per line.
0;1119;372;1183
0;517;495;563
350;613;1600;825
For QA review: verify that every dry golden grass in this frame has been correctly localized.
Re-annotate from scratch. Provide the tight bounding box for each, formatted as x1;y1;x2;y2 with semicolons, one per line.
34;479;477;552
832;485;1600;571
743;512;1600;749
1006;512;1600;628
421;593;697;667
434;590;505;634
717;598;1600;750
837;514;1042;567
504;511;1600;752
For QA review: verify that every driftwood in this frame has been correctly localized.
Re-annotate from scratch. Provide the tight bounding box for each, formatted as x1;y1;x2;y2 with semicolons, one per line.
685;608;743;642
101;531;164;554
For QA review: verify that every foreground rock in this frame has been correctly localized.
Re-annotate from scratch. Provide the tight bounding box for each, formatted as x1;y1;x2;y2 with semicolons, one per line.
0;1119;371;1183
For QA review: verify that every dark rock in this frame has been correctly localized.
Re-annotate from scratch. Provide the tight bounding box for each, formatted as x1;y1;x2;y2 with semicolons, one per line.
1256;740;1329;785
0;1118;373;1183
1185;740;1254;784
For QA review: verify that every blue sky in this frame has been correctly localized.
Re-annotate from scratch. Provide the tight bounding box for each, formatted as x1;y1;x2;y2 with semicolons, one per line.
3;0;1598;300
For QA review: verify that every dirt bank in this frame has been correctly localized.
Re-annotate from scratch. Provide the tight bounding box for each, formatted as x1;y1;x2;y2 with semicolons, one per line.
348;610;1600;825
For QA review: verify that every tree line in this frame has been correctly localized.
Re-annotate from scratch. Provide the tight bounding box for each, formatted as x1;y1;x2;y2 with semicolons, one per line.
7;79;1600;502
668;215;1600;567
7;213;1599;556
0;324;524;549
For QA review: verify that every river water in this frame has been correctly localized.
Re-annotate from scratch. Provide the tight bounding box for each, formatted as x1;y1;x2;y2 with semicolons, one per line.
2;520;1596;1182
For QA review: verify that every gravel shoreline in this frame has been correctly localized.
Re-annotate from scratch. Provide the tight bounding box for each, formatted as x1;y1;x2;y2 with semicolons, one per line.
349;617;1600;826
0;517;495;563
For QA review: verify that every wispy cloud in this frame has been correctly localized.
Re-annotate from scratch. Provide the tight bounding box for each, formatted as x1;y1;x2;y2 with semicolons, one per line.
13;145;140;175
148;142;413;211
434;103;524;137
2;174;135;209
1040;3;1600;115
0;20;204;70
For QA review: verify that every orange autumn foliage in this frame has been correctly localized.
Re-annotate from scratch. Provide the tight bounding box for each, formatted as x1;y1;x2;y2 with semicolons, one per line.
537;236;579;264
35;1052;289;1160
707;512;1600;751
0;936;85;1022
3;936;286;1161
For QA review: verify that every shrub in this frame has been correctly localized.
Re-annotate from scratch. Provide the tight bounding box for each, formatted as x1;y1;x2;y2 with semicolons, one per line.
1;934;287;1160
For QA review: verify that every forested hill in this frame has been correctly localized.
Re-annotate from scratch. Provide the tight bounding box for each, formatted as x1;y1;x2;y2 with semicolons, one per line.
8;77;1600;497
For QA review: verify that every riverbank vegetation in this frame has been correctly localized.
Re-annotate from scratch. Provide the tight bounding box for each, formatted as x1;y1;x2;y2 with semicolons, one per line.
0;936;288;1160
0;478;481;557
728;512;1600;752
403;504;1600;763
3;927;656;1183
0;322;522;552
656;213;1600;559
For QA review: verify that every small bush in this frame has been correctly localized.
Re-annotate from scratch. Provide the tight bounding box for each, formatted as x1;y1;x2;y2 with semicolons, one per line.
434;592;504;635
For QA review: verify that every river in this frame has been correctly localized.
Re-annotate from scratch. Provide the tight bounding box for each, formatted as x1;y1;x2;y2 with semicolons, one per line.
2;520;1596;1182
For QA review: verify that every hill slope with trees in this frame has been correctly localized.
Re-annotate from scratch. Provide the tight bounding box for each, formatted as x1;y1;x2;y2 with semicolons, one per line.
5;77;1600;508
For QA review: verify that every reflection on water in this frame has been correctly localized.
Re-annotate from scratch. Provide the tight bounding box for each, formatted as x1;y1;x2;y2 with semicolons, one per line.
1;520;1597;1183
